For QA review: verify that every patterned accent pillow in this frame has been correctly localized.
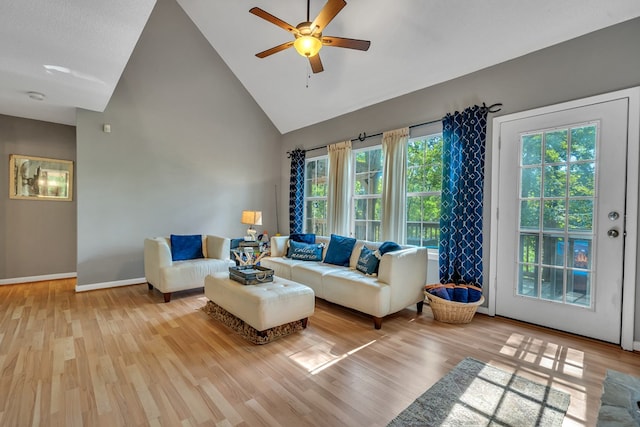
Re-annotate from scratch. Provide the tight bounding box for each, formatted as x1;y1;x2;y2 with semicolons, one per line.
170;234;204;261
356;246;379;275
288;240;323;261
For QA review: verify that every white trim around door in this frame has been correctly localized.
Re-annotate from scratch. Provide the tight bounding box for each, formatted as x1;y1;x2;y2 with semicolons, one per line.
489;87;639;351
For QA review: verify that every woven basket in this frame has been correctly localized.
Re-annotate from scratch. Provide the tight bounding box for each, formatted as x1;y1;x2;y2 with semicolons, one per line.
425;292;485;324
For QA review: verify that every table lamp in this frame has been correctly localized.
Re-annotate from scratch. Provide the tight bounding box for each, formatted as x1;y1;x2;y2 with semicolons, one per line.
241;210;262;241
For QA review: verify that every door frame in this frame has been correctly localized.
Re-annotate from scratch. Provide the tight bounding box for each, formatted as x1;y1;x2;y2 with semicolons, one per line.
489;87;640;350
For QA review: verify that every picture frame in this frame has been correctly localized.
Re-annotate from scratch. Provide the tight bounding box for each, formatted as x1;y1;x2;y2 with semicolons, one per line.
9;154;73;201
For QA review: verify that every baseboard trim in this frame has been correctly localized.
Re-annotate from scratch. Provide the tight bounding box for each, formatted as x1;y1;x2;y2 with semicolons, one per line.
633;341;640;351
75;277;146;292
0;272;77;285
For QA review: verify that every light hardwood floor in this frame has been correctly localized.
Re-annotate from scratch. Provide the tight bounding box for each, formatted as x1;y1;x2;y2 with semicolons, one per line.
0;278;638;426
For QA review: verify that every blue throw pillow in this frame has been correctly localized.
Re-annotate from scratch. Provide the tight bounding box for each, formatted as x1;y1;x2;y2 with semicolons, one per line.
170;234;204;261
288;240;323;261
378;241;402;256
290;233;316;244
323;234;356;267
356;246;379;275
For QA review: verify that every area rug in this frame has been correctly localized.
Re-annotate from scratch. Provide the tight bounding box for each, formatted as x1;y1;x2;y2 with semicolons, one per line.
388;357;570;427
202;300;305;345
597;369;640;426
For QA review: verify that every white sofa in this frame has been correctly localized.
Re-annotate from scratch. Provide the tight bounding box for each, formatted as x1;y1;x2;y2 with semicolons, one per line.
144;235;234;302
260;235;428;329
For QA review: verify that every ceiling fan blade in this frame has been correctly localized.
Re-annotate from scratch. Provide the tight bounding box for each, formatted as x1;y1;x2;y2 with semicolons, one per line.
322;36;371;51
311;0;346;34
255;41;295;58
249;7;298;35
309;54;324;73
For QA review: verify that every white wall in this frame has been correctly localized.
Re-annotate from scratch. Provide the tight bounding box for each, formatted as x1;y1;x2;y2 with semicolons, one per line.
75;0;281;287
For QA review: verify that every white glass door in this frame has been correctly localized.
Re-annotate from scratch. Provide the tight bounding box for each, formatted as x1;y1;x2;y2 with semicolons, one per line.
494;97;629;343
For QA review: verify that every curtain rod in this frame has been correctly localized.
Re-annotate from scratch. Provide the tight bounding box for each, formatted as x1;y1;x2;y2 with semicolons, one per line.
286;102;502;157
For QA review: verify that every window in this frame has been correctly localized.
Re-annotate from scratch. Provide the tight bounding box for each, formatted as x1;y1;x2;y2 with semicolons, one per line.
304;156;328;235
406;133;443;248
352;147;383;241
304;131;443;245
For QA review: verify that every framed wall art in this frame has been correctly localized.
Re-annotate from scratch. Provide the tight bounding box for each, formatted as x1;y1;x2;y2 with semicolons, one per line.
9;154;73;201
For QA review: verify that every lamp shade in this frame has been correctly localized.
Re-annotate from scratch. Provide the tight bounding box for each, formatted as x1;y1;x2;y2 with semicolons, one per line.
294;35;322;57
241;210;262;226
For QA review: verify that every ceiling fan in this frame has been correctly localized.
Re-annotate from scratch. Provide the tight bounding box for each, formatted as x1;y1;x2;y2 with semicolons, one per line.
249;0;370;73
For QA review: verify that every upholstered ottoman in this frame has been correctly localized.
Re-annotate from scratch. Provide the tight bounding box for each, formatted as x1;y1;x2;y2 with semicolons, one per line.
204;272;315;333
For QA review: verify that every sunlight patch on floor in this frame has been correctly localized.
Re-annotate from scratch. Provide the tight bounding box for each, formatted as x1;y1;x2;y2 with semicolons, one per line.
289;340;377;374
499;333;585;378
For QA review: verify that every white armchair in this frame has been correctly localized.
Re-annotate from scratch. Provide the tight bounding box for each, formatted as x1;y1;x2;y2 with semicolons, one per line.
144;235;234;302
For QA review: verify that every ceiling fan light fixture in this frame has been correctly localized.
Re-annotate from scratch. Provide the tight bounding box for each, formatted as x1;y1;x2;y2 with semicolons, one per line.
294;35;322;57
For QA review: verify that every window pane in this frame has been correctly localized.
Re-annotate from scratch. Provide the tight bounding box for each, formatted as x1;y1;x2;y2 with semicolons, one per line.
406;222;421;246
304;157;328;234
542;235;564;267
354;199;366;220
543;200;566;231
541;267;564;302
521;167;541;198
355;151;368;173
568;199;593;231
405;133;443;247
521;133;542;166
520;200;540;230
354;173;367;195
407;196;421;221
354;221;366;240
518;264;538;297
567;271;591;307
545;130;568;163
305;161;316;179
519;233;539;264
543;165;567;198
570;125;596;161
368;221;381;241
569;162;595;197
422;223;439;246
373;198;381;220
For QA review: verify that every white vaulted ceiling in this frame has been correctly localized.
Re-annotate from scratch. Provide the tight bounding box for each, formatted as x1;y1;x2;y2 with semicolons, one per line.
2;0;640;133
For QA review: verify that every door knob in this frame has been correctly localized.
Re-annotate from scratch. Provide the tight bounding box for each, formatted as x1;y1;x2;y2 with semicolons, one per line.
608;211;620;221
607;229;619;238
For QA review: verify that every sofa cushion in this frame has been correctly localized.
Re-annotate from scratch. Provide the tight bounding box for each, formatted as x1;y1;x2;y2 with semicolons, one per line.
322;269;391;317
324;234;356;267
288;240;323;261
290;233;316;244
291;262;343;300
160;258;231;292
170;234;204;261
259;256;305;280
356;246;379;275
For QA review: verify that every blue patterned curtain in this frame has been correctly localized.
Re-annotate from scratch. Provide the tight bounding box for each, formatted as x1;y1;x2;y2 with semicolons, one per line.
439;105;488;287
289;149;306;233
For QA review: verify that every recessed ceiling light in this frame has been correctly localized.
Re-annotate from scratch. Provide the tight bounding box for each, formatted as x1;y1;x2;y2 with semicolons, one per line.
27;91;46;101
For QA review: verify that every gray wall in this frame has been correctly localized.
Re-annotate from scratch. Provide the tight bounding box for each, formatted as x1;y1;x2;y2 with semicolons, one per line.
75;0;281;287
0;115;76;279
278;17;640;339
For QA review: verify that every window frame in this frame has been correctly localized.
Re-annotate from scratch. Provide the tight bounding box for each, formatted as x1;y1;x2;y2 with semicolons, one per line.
405;130;443;249
351;145;384;241
303;155;329;236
